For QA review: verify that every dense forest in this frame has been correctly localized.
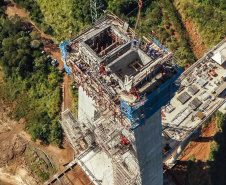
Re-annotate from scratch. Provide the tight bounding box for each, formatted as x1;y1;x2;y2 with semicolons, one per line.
0;5;63;146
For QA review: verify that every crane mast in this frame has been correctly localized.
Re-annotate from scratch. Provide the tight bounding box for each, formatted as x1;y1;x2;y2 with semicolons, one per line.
134;0;142;34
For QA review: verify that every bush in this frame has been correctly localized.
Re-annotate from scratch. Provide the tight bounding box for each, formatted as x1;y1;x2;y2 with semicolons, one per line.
189;155;196;162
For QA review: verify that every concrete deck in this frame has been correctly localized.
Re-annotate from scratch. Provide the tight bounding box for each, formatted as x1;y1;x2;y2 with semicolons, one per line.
78;147;114;185
163;56;226;162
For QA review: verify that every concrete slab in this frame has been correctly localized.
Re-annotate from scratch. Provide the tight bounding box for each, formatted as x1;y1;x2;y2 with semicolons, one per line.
79;148;114;185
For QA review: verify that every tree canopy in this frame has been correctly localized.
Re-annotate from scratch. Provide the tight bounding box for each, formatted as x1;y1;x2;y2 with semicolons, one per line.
0;11;63;146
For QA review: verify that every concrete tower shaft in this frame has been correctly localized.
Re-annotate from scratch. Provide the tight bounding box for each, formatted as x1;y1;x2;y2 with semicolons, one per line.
134;110;163;185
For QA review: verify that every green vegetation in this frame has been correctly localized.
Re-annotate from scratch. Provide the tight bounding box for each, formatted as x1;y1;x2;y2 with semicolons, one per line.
30;0;109;41
70;83;78;117
11;0;221;66
189;155;196;162
207;111;226;185
72;0;92;24
0;10;63;146
14;0;54;34
141;0;195;66
177;0;226;48
33;0;89;41
25;148;50;181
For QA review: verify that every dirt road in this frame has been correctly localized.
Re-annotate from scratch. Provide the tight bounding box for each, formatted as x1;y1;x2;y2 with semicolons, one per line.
5;1;48;39
0;101;75;184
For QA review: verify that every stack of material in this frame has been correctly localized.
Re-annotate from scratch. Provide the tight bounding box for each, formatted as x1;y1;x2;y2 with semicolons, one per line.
177;92;191;104
165;104;175;113
196;111;205;120
188;85;199;95
216;81;226;96
200;91;210;101
201;99;212;110
172;108;192;126
189;97;202;110
197;77;208;86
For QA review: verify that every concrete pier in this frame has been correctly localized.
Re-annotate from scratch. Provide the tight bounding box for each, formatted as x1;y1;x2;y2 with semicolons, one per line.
134;110;163;185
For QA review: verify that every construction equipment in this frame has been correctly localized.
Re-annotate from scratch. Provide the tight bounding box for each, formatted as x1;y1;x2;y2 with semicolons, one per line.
209;69;217;76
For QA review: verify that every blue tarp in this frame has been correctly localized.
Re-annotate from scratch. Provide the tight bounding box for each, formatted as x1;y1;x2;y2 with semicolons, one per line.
60;40;70;61
121;100;133;123
153;38;169;52
60;40;71;75
64;63;71;75
120;65;183;130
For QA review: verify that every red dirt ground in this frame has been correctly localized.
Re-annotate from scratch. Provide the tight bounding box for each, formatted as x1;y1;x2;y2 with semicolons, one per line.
180;122;215;162
174;0;207;59
166;121;216;185
0;1;77;184
182;17;207;59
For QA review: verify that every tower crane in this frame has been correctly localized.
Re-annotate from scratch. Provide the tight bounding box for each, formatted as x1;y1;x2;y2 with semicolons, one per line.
134;0;142;34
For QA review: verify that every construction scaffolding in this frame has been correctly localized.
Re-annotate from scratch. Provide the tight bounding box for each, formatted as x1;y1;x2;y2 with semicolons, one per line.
93;116;130;157
59;109;94;153
112;154;138;185
58;11;226;183
59;13;184;185
59;13;183;130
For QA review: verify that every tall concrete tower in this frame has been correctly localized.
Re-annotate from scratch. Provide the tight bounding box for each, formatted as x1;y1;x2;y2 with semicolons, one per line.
60;13;183;185
134;110;163;184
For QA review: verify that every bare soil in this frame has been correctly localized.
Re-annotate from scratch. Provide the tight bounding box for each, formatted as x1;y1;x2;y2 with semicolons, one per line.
0;1;75;184
63;75;72;110
0;101;39;185
179;122;215;161
182;17;207;59
174;0;207;59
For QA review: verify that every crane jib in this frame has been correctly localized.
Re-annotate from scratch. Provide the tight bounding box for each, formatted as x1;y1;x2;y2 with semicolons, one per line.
138;0;142;8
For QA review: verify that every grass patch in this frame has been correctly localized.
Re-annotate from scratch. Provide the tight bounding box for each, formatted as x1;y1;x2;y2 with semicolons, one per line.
25;147;50;181
70;81;78;117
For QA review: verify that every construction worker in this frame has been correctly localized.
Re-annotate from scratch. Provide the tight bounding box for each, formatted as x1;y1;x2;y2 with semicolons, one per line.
146;43;150;51
78;61;82;69
133;39;137;46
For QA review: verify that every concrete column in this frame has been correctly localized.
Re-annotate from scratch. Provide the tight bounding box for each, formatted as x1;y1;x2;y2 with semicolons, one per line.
134;110;163;185
78;86;96;130
166;129;201;167
166;140;189;167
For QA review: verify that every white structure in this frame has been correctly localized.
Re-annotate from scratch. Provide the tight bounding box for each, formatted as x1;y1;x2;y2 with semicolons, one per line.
211;43;226;65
